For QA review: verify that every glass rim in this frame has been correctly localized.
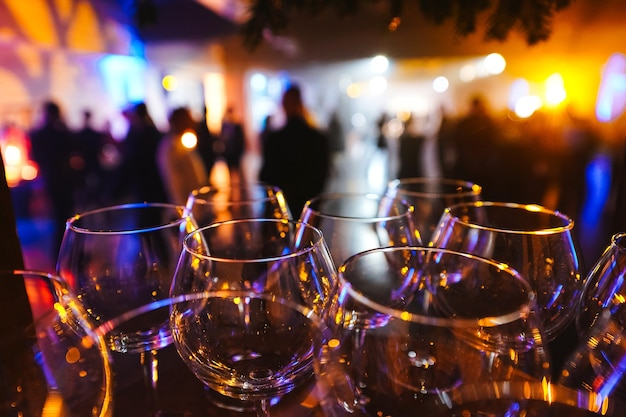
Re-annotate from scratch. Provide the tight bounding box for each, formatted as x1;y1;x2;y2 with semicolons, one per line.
386;177;482;198
188;182;285;206
611;232;626;251
302;192;414;222
5;268;115;417
66;202;189;235
337;246;536;328
94;290;327;338
443;201;574;234
183;218;328;263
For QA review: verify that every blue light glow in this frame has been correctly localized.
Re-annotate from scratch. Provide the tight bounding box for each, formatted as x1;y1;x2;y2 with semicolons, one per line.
97;55;148;108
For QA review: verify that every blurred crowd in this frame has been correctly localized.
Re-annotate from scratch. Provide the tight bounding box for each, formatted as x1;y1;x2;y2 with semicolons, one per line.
22;99;246;258
7;89;625;270
374;95;619;264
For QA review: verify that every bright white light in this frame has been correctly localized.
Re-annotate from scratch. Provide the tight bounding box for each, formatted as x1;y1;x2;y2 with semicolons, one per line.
250;73;267;92
369;76;387;94
432;76;449;93
459;64;476;82
181;131;198;149
515;95;543;118
508;78;530;111
485;53;506;75
545;73;567;106
370;55;389;73
351;113;366;128
4;145;21;165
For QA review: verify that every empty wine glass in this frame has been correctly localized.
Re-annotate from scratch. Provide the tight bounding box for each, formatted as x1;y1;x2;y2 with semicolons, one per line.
0;270;112;417
185;183;292;227
56;202;196;417
170;218;337;416
320;246;551;417
299;192;421;267
430;201;584;344
577;232;626;334
384;177;482;244
559;304;626;401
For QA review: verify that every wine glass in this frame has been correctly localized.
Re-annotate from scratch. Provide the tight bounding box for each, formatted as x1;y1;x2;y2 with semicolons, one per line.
384;177;482;244
320;246;551;416
430;201;584;344
577;232;626;334
170;218;337;416
185;182;292;227
183;183;292;411
0;270;112;417
56;202;196;417
299;192;421;267
559;303;626;401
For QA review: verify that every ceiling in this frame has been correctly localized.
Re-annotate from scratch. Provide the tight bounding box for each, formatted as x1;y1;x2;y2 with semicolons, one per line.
107;0;240;43
113;0;626;73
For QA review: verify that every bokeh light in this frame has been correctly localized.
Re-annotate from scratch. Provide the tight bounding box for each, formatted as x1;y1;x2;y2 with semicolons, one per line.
346;82;363;98
162;75;177;91
432;76;449;93
485;53;506;75
250;72;267;92
370;55;389;73
545;73;567;106
181;131;197;149
369;76;387;94
459;64;476;82
515;95;543;118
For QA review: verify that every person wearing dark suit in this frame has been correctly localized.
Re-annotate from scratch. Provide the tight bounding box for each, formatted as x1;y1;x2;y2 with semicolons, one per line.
259;84;330;216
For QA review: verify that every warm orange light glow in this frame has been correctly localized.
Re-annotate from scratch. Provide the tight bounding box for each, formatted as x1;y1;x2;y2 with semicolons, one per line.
21;163;38;181
346;82;363;98
204;72;226;134
66;1;105;52
5;0;59;47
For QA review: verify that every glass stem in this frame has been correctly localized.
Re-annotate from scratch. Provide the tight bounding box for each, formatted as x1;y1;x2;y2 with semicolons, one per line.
255;399;271;417
141;349;159;417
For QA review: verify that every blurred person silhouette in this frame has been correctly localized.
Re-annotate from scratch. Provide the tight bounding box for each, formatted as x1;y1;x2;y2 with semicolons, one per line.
397;113;426;179
259;83;330;216
259;114;274;150
435;104;457;178
157;107;208;205
74;109;106;209
220;105;246;184
376;113;389;151
29;100;81;257
195;107;219;178
113;102;167;204
450;95;501;192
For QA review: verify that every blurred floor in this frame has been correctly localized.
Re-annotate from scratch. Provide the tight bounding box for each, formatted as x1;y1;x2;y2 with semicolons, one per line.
16;136;614;274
